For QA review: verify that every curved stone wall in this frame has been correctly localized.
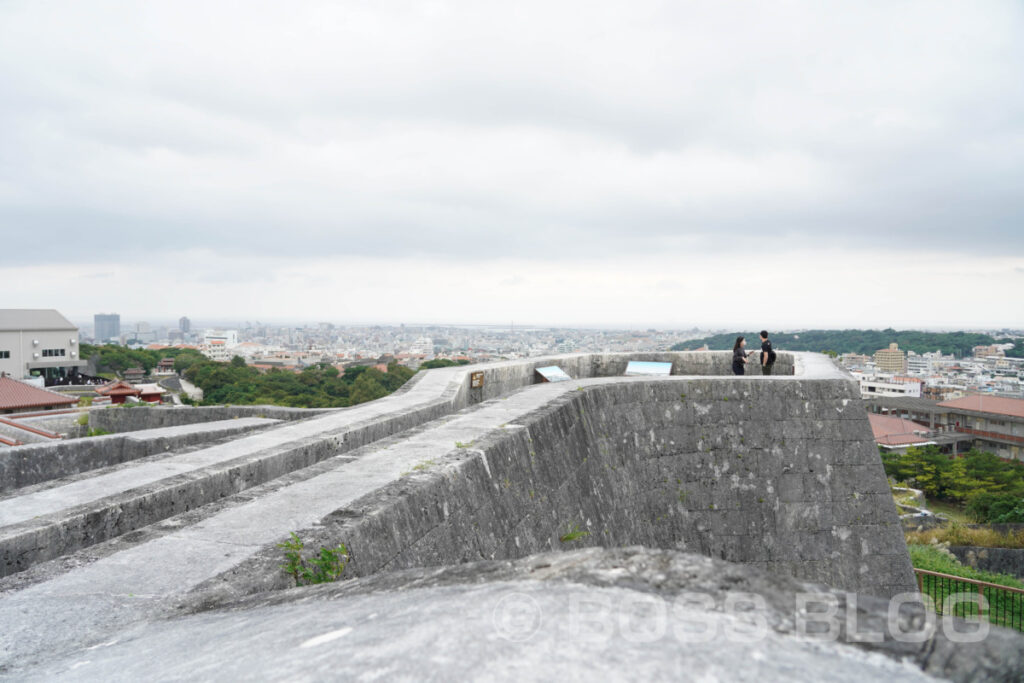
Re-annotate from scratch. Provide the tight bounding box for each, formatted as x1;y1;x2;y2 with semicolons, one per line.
0;351;922;676
206;358;913;600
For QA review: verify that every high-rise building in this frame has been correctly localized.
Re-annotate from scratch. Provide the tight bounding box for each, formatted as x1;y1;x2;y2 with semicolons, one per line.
874;343;907;374
179;316;191;333
133;321;155;343
94;313;120;342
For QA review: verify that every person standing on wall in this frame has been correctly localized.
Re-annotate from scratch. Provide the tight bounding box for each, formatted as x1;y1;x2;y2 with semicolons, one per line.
732;336;753;375
759;330;777;376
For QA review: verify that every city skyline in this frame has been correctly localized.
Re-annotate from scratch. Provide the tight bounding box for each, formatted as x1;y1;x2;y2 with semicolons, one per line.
2;1;1023;328
69;314;1024;336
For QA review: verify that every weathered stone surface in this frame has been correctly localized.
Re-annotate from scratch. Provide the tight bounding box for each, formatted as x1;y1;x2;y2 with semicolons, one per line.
0;352;834;580
20;548;1024;682
0;352;924;679
0;417;280;493
87;404;336;433
949;546;1024;581
199;376;912;602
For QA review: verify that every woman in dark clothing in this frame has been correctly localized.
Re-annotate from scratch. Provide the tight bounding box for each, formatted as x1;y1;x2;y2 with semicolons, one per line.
732;336;751;375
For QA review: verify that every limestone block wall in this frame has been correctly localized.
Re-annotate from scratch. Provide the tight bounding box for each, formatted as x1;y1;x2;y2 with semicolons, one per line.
0;419;279;494
88;404;335;433
454;351;795;406
949;546;1024;580
87;352;792;434
305;375;914;599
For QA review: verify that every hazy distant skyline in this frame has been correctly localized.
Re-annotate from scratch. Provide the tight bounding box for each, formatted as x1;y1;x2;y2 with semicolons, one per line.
2;1;1022;328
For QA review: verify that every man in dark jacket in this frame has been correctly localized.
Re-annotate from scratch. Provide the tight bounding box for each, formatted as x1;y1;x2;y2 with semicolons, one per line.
759;331;776;376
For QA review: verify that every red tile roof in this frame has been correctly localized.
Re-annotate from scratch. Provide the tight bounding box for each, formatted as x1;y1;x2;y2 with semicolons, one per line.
868;413;934;446
0;376;78;411
96;380;142;397
937;395;1024;419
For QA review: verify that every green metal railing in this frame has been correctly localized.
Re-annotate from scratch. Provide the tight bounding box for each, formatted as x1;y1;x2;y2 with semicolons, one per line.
915;568;1024;632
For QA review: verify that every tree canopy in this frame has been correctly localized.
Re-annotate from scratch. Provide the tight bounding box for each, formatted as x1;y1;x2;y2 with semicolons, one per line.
80;344;417;409
184;359;415;408
80;343;206;374
882;446;1024;523
671;329;1015;358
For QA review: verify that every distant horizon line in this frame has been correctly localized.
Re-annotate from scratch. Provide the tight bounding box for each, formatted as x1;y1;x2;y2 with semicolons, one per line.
65;317;1024;335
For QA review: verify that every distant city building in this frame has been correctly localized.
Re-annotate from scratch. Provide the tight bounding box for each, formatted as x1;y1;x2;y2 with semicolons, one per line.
906;352;930;375
922;385;967;402
0;309;86;385
868;413;935;452
132;321;156;344
840;353;872;370
874;343;907;374
866;394;1024;460
94;313;120;343
937;395;1024;460
973;344;1005;359
179;316;191;333
200;341;231;362
203;330;238;347
857;374;923;399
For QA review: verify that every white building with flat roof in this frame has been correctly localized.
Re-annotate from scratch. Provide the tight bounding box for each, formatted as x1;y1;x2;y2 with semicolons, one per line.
203;329;238;347
853;372;924;399
0;309;86;385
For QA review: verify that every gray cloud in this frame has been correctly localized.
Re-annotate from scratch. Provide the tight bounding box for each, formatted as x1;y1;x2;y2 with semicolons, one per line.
1;0;1022;270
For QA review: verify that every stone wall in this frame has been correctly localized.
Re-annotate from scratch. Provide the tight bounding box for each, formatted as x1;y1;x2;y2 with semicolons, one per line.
949;546;1024;580
88;404;335;433
0;418;278;494
454;351;796;406
85;351;798;433
254;374;912;599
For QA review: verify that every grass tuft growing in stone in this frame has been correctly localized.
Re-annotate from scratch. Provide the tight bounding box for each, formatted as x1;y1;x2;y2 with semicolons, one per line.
278;532;348;587
559;523;590;543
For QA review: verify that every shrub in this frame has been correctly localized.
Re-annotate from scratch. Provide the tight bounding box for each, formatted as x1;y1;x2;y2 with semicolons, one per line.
966;492;1024;524
906;523;1024;550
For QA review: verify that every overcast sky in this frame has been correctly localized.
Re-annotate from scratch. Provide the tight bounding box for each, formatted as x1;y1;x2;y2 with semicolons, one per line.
2;1;1022;329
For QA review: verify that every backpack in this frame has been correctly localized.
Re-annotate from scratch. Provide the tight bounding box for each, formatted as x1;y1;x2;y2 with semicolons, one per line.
765;340;777;364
